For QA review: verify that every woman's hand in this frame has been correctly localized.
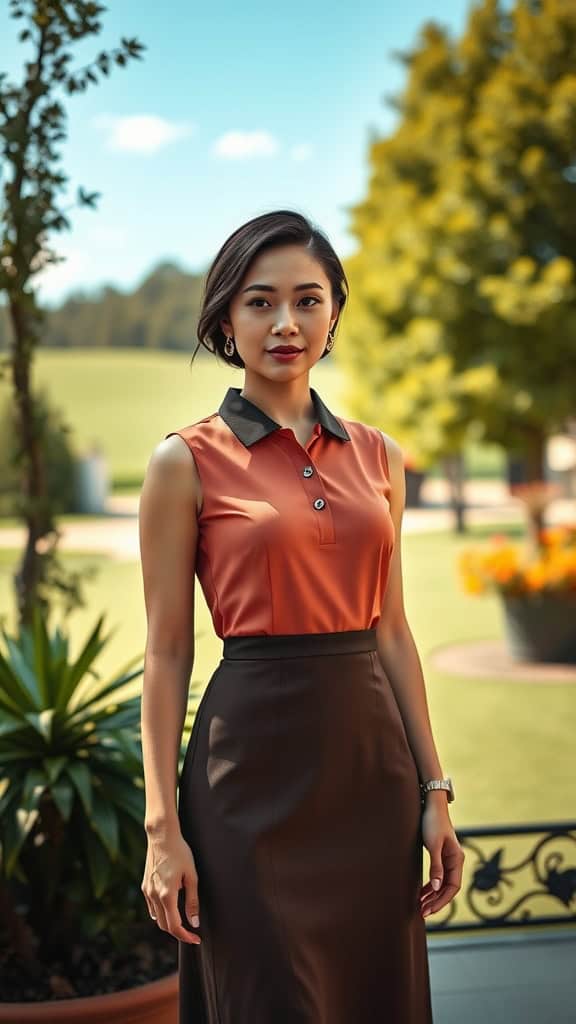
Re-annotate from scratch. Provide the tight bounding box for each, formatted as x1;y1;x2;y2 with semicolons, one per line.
419;797;465;920
142;827;202;945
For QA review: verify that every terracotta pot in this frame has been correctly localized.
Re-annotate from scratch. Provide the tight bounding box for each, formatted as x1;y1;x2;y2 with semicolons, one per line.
0;971;178;1024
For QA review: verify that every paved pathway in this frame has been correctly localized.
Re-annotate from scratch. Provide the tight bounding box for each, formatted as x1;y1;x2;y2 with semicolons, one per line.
0;479;574;561
428;928;576;1024
430;638;576;682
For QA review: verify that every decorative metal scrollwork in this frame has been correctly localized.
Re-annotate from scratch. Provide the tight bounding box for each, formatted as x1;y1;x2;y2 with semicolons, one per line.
425;821;576;932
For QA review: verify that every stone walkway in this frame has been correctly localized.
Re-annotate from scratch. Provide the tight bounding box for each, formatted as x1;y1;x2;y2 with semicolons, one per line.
430;638;576;682
428;928;576;1024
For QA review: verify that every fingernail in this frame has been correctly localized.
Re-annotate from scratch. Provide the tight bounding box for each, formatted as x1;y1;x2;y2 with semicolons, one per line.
191;915;200;928
432;878;441;891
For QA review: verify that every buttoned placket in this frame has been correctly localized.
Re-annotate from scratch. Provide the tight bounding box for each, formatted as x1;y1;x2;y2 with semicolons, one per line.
271;425;336;545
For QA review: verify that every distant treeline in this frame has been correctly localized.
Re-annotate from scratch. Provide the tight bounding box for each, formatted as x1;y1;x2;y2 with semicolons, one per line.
0;261;209;352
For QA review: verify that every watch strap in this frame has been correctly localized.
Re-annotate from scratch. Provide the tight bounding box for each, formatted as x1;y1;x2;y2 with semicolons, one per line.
419;777;454;803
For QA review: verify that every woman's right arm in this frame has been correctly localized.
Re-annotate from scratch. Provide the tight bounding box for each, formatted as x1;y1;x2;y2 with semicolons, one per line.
138;433;203;944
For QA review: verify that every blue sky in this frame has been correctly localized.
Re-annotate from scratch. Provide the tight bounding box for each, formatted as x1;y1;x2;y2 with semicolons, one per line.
1;1;476;306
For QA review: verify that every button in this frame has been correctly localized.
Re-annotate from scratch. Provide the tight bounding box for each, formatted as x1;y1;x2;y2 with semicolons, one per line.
313;498;325;510
303;465;314;477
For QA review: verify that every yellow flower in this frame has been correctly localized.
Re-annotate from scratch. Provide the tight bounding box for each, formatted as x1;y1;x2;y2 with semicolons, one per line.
524;562;548;591
540;525;574;549
461;574;486;594
457;524;576;596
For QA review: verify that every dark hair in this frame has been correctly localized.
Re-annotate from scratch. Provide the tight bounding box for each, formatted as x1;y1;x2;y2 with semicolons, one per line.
191;209;349;369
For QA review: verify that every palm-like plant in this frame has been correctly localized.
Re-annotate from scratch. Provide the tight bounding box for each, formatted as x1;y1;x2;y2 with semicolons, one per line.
0;605;149;973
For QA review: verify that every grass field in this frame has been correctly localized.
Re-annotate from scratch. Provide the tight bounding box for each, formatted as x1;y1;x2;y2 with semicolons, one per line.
1;522;574;833
0;349;505;488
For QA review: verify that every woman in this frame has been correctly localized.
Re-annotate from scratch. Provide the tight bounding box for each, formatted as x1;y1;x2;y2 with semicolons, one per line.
139;209;464;1023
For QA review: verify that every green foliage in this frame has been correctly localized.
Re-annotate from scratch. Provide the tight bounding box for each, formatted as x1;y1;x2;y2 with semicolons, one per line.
0;0;146;625
0;605;149;946
0;262;208;352
0;387;77;517
0;1;145;298
340;0;576;470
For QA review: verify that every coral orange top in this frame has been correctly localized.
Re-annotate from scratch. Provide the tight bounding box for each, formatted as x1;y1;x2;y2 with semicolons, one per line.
165;386;394;638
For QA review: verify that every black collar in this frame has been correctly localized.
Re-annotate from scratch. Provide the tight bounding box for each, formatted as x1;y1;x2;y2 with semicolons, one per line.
218;386;351;448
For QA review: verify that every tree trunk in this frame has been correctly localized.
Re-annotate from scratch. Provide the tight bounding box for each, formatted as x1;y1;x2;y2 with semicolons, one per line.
523;427;547;552
9;295;56;628
442;452;467;533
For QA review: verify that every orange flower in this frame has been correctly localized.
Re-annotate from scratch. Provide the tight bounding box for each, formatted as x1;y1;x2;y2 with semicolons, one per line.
524;562;548;591
457;524;576;597
540;525;574;549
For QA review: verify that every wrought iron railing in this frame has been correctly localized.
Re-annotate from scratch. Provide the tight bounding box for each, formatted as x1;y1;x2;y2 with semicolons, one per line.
424;821;576;933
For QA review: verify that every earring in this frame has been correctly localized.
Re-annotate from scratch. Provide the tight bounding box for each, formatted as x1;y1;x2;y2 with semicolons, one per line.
324;329;335;354
224;335;236;357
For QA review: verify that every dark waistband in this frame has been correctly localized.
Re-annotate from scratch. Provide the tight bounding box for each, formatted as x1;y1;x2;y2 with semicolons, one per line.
222;628;377;661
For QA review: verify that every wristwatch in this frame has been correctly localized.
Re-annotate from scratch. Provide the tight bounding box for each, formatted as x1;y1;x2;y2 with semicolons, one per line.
419;776;455;803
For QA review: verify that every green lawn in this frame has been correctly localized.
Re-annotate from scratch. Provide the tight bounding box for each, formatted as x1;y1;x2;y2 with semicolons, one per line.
1;524;574;833
0;349;505;488
402;529;576;830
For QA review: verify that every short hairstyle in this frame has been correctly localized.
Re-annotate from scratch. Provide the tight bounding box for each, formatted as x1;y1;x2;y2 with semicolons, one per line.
192;209;349;369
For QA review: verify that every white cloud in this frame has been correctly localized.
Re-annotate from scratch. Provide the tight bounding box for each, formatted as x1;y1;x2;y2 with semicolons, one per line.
212;131;280;160
289;143;313;162
33;225;127;304
35;247;91;304
94;114;194;154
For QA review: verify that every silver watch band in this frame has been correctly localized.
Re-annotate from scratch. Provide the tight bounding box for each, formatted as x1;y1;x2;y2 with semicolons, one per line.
419;777;454;803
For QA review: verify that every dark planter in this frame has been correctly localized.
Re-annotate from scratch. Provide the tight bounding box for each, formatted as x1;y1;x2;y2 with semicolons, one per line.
405;469;426;508
500;591;576;663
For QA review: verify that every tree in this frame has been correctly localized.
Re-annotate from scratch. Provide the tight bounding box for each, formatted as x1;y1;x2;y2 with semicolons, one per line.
0;261;207;350
0;0;145;627
340;0;576;537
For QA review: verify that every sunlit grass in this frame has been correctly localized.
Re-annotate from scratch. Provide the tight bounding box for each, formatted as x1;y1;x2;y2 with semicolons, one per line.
0;349;505;489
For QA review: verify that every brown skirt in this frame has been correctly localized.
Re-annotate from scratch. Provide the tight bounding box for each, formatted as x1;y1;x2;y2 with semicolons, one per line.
176;628;434;1023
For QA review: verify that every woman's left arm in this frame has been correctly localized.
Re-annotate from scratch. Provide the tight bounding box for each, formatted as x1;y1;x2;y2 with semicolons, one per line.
374;430;444;787
375;430;465;917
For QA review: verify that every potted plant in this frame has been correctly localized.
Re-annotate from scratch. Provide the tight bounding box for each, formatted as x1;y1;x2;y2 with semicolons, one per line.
0;606;180;1021
458;519;576;663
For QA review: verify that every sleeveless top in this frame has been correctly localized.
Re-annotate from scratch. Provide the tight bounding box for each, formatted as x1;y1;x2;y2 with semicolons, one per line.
165;386;394;638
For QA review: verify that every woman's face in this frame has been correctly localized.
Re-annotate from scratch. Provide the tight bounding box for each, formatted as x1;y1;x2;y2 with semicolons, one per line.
220;244;340;380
